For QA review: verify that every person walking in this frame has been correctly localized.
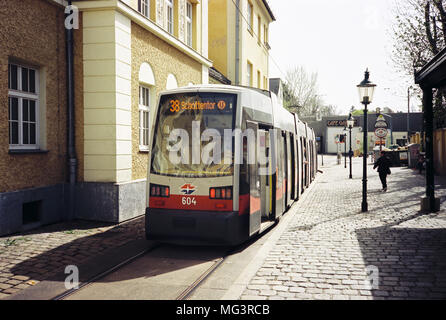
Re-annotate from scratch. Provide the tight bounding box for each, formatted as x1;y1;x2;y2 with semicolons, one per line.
373;151;391;192
417;153;425;174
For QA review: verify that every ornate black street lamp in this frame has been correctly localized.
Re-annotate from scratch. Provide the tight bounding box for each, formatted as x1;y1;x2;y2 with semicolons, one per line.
357;69;376;212
347;113;355;179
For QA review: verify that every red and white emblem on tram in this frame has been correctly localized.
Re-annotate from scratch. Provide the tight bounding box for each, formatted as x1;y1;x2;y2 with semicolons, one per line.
180;184;196;195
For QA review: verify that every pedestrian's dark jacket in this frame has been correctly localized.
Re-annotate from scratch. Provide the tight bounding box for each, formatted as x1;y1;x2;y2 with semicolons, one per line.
373;155;391;174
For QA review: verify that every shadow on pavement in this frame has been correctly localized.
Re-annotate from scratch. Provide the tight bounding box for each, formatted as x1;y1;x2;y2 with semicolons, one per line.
355;213;446;300
8;217;145;285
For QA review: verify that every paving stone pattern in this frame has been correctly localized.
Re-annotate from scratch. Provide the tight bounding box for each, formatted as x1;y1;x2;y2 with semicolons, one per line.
240;155;446;300
0;217;145;298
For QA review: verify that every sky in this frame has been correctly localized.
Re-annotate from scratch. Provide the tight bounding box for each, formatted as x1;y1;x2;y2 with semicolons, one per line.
267;0;421;115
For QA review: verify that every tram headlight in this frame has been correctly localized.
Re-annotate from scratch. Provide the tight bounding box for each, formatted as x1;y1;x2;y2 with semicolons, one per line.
150;184;170;198
209;187;232;199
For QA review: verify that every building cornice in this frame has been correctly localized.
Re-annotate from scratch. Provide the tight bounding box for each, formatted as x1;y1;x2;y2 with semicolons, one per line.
47;0;69;7
73;0;213;68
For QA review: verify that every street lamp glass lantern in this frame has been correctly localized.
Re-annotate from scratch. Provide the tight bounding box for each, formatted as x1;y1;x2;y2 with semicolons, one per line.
347;113;354;129
357;69;376;104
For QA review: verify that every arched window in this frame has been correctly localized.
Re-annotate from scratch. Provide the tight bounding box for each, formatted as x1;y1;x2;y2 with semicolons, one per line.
166;73;178;90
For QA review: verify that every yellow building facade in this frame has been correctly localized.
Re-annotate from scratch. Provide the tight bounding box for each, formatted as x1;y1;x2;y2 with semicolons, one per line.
73;0;211;222
208;0;274;89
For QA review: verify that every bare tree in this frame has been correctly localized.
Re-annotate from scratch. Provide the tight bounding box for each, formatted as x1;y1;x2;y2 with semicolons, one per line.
283;66;337;117
391;0;446;127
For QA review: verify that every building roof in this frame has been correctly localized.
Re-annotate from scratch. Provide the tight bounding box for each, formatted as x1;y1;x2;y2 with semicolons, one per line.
209;67;231;85
415;46;446;88
302;113;424;136
261;0;276;21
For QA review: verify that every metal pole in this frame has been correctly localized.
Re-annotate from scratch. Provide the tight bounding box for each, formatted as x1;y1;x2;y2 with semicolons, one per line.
66;1;77;221
349;127;352;179
362;101;369;212
235;0;240;85
344;135;347;168
407;87;410;144
423;88;437;212
390;117;393;145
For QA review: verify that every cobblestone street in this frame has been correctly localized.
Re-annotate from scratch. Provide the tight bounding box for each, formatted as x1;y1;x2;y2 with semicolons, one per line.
0;217;145;298
239;155;446;300
1;155;446;300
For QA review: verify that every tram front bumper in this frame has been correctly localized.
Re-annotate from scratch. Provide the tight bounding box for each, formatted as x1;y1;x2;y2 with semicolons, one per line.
145;208;247;246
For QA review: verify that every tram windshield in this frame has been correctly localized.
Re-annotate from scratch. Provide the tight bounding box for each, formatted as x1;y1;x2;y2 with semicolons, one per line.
150;92;237;178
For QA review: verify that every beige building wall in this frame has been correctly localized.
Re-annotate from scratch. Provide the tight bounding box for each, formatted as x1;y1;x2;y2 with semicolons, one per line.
76;0;211;184
208;0;273;88
0;0;67;193
131;22;202;180
81;9;133;183
239;0;271;89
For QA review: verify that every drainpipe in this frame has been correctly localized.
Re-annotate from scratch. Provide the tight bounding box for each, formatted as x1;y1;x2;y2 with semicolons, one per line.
66;0;77;220
235;0;240;85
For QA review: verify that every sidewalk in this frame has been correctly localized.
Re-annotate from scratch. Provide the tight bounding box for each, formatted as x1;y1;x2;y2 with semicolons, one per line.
237;155;446;300
0;216;145;298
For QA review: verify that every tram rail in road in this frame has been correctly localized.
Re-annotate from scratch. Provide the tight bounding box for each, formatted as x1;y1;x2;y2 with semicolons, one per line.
51;221;277;301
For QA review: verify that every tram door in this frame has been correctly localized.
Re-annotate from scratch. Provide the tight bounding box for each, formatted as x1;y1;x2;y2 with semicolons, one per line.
300;137;305;192
286;133;292;208
259;129;271;220
290;134;296;200
247;121;261;236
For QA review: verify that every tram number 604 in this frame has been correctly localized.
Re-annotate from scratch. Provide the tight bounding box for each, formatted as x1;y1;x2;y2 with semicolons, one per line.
182;197;197;206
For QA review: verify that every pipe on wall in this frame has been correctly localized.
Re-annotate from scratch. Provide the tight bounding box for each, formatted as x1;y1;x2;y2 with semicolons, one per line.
65;0;77;220
235;0;240;85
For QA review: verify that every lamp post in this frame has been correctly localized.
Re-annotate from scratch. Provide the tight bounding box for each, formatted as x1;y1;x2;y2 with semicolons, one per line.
357;69;376;212
343;127;347;168
407;86;411;145
347;113;354;179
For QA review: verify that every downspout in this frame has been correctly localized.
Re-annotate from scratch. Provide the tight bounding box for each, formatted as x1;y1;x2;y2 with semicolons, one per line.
66;0;77;220
235;0;240;85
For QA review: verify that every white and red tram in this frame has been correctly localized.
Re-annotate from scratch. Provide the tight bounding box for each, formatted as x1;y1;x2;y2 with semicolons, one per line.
145;85;317;245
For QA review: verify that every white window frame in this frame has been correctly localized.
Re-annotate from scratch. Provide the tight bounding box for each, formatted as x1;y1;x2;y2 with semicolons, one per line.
186;1;193;47
247;61;252;86
8;63;40;150
139;85;151;152
247;1;253;33
138;0;150;18
257;15;261;45
166;0;174;35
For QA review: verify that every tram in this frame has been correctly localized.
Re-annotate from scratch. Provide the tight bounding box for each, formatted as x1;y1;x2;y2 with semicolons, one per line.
145;85;317;245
